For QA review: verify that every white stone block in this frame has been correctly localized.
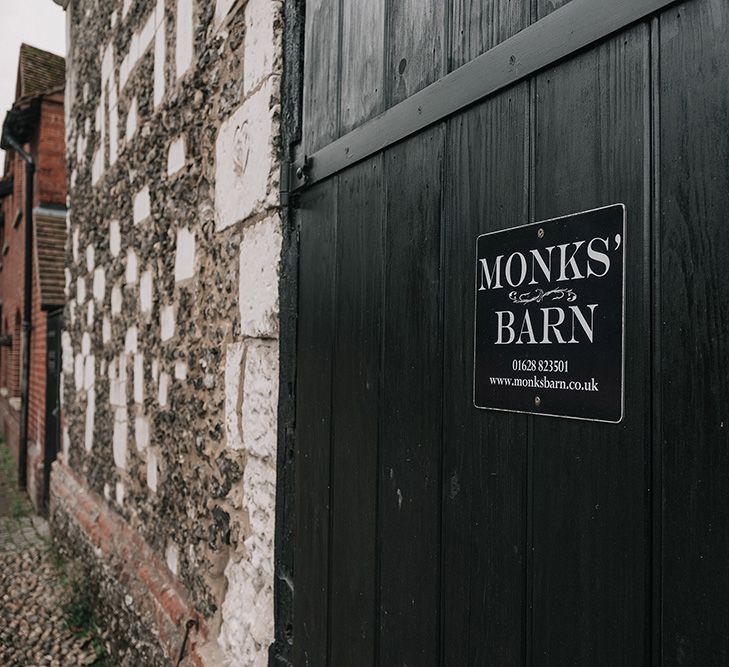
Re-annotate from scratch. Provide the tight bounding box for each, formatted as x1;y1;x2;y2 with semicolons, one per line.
224;342;245;450
72;226;79;263
135;414;149;451
160;305;175;341
102;317;111;344
133;353;144;404
140;11;156;51
158;371;169;407
111;284;122;316
93;267;106;302
152;359;159;383
116;481;125;506
109;354;128;408
174;227;195;283
101;42;114;82
125;326;138;354
126;248;138;285
241;340;278;459
166;542;179;576
110;220;121;257
63;426;70;463
176;0;193;79
77;276;86;305
91;148;103;185
81;331;91;357
87;300;95;327
113;407;128;469
244;0;279;95
239;215;281;337
126;97;137;139
84;354;95;391
174;361;187;380
167;136;186;176
110;104;119;165
220;457;275;663
85;388;95;452
215;0;236;27
122;0;131;18
86;244;95;272
65;268;71;297
140;270;153;313
214;81;278;231
154;21;166;107
61;332;73;376
147;448;158;492
74;353;84;392
133;186;151;224
155;0;165;28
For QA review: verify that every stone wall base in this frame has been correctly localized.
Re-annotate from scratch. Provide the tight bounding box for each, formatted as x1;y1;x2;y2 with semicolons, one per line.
49;462;214;666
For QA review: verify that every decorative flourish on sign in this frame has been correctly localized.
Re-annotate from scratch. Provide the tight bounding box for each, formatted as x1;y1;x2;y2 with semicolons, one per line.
508;287;578;305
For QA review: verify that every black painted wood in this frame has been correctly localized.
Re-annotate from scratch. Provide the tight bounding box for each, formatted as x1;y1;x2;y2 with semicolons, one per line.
293;180;337;666
377;127;444;666
659;2;729;663
450;0;530;70
339;0;385;134
292;0;681;190
387;0;445;106
302;0;340;154
327;157;383;666
289;0;729;664
530;26;651;664
441;85;530;665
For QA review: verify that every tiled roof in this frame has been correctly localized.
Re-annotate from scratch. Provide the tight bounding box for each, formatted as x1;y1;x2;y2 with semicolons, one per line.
16;44;65;100
34;211;66;308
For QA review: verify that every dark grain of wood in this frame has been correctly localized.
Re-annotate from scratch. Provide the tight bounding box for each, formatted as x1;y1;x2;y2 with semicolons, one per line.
659;2;729;663
293;180;337;666
450;0;530;69
303;0;340;153
441;86;530;665
377;127;444;666
387;0;445;106
530;26;650;664
327;157;383;666
339;0;385;134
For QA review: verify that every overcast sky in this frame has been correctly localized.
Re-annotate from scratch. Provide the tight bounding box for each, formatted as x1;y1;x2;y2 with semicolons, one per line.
0;0;66;174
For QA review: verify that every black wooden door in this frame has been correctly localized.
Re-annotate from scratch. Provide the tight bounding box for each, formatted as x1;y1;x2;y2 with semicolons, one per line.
290;0;729;664
43;308;62;511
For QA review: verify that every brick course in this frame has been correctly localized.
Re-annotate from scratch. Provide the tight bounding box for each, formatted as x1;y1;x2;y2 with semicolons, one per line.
0;90;66;510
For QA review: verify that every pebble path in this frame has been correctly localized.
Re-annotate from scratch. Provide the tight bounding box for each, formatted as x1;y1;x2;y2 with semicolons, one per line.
0;446;103;666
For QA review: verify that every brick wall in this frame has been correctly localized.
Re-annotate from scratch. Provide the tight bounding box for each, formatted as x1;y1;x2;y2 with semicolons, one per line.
0;93;66;508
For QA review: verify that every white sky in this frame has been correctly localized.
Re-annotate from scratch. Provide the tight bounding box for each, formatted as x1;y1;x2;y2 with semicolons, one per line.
0;0;66;174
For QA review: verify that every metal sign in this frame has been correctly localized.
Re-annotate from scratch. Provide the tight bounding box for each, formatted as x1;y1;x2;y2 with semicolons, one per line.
474;204;625;423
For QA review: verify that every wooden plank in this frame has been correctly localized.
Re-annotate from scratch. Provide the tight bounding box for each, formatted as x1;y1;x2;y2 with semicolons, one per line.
293;0;681;190
441;84;530;665
293;180;337;666
530;26;650;664
303;0;340;153
377;127;444;665
339;0;385;134
450;0;530;70
328;157;383;665
387;0;445;106
659;2;729;662
537;0;574;20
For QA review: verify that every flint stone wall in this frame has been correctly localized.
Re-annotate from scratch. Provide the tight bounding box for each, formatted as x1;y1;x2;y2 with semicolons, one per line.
56;0;283;663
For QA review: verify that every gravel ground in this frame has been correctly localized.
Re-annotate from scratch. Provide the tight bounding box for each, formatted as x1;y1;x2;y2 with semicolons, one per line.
0;443;105;666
